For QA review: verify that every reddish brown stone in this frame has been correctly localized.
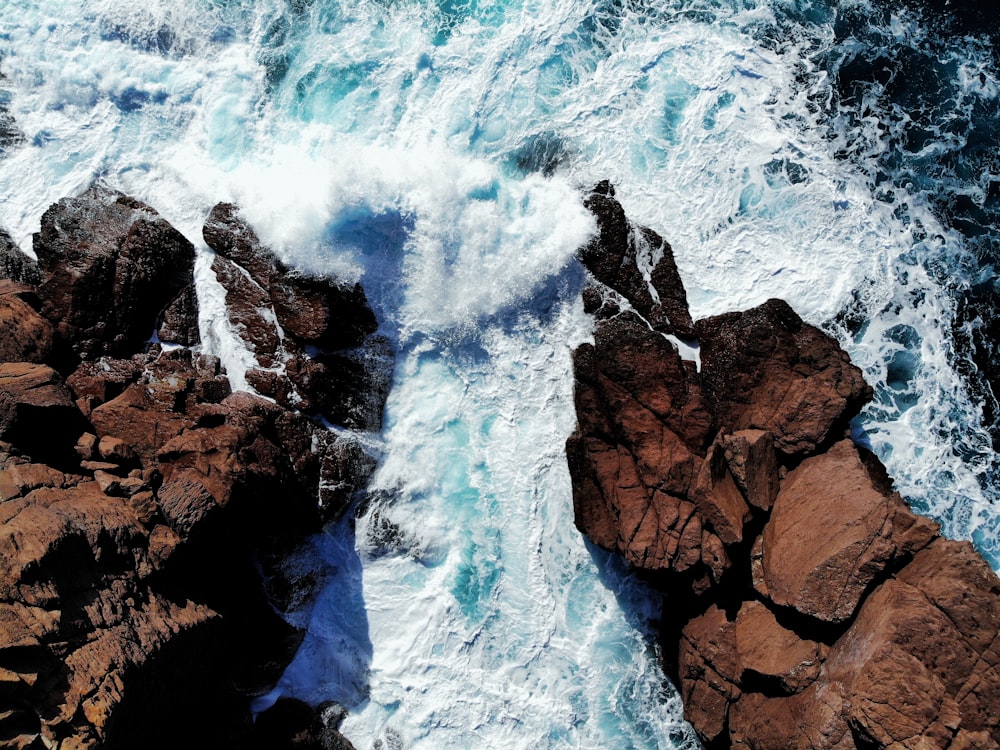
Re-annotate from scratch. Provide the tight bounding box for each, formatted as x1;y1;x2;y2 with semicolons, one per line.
679;605;741;743
693;439;751;546
0;362;85;463
696;299;872;455
758;440;937;623
720;429;778;511
734;600;824;693
0;280;53;364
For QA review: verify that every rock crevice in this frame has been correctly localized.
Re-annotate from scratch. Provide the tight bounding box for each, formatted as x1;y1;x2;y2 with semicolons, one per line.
0;186;384;749
568;182;1000;750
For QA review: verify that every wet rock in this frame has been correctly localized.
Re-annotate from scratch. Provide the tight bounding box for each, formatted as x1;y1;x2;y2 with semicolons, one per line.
203;202;377;351
203;203;388;429
581;181;694;337
33;184;195;361
0;188;388;749
0;229;41;285
566;185;1000;749
157;283;200;346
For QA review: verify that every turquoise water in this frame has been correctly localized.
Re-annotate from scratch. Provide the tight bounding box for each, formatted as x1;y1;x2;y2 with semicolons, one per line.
0;0;998;746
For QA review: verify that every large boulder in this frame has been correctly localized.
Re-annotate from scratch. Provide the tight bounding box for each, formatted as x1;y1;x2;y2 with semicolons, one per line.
695;298;873;456
0;280;54;364
758;440;938;623
567;310;713;569
33;184;195;361
203;203;387;431
0;362;86;465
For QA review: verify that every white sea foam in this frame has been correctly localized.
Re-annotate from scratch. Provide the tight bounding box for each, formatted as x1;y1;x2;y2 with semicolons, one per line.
1;1;998;748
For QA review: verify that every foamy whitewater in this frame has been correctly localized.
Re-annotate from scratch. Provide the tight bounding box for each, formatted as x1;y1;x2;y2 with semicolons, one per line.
1;0;997;747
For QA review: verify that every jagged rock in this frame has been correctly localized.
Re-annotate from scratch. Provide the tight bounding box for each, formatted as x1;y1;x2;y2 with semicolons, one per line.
696;298;873;456
567;309;712;569
581;181;694;337
157;284;200;346
211;253;281;366
33;184;195;361
0;280;53;364
203;202;377;351
203;203;387;429
734;600;825;694
0;363;86;465
0;229;41;285
678;605;741;744
720;429;778;511
759;440;938;623
692;439;751;547
567;185;1000;749
0;188;389;749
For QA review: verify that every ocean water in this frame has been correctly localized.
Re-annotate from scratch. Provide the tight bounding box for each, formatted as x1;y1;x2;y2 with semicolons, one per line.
0;0;997;747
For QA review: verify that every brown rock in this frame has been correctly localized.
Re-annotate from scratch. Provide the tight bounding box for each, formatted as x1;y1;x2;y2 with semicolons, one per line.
696;299;873;455
729;684;853;750
211;254;281;366
568;310;713;570
720;429;778;511
734;600;824;693
157;283;200;346
0;362;86;464
693;439;751;546
758;440;937;622
679;604;741;743
33;184;196;361
0;280;53;364
823;577;971;747
203;202;377;351
97;435;138;465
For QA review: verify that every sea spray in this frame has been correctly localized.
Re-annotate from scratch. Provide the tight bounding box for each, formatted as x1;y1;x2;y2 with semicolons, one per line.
1;0;998;746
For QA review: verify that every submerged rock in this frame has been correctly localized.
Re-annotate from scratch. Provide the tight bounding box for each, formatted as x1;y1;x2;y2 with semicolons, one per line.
567;183;1000;749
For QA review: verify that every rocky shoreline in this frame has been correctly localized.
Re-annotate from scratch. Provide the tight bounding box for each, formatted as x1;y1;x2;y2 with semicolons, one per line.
2;178;998;750
0;185;385;749
568;182;1000;749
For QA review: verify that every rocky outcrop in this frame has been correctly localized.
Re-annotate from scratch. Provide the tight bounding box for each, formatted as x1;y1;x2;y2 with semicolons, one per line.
203;202;389;433
567;183;1000;749
32;185;197;362
0;187;385;749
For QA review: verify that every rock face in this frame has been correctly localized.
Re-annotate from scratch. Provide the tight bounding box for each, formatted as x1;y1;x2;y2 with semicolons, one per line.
33;184;196;363
203;202;389;434
567;183;1000;749
0;187;385;749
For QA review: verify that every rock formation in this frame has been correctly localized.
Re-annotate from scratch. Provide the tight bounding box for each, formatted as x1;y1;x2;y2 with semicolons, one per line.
0;185;382;749
568;181;1000;749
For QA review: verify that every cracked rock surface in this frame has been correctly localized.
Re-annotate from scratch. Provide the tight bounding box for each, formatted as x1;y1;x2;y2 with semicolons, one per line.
0;186;378;749
568;182;1000;749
